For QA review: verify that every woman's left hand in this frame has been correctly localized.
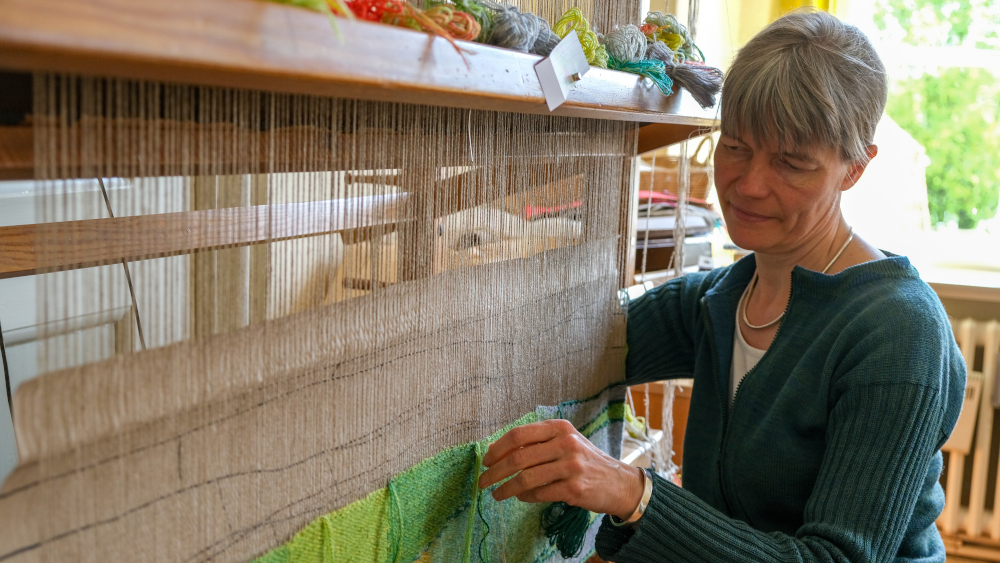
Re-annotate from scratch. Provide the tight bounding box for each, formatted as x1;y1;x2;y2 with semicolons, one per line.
477;419;645;519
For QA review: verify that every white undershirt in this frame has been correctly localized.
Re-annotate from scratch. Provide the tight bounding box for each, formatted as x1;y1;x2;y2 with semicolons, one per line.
731;307;767;404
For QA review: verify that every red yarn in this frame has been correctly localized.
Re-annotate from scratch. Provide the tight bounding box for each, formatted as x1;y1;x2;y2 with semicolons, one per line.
346;0;388;21
639;23;658;35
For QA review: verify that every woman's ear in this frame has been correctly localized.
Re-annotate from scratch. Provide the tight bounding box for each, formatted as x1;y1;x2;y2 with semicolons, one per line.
841;145;878;192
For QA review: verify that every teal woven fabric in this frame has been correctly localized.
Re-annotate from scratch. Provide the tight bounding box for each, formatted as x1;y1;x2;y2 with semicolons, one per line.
251;388;626;563
596;254;965;562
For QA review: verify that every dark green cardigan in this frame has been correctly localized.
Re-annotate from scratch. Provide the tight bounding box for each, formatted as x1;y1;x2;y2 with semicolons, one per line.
596;255;965;562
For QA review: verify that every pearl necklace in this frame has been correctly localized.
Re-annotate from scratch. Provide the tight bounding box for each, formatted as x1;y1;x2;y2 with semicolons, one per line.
741;227;855;330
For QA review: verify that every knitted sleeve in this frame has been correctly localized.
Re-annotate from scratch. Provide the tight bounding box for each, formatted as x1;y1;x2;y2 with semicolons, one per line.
625;270;720;386
595;380;949;562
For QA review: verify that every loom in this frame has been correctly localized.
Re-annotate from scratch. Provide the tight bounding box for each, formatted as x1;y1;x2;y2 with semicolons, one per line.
0;0;717;560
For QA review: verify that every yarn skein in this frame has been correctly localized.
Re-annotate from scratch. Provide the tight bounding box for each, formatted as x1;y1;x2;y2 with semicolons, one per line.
553;7;608;68
428;0;493;38
601;24;646;63
646;40;722;108
644;10;701;62
477;1;559;56
379;0;470;63
426;4;482;41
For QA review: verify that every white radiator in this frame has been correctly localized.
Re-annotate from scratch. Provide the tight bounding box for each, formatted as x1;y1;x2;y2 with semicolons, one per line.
938;318;1000;559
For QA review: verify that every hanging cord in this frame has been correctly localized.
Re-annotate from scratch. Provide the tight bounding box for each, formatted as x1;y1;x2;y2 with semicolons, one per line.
97;178;147;351
0;314;10;413
668;139;691;279
639;152;656;283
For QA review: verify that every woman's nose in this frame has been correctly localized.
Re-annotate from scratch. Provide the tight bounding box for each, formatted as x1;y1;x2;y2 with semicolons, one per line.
733;156;771;199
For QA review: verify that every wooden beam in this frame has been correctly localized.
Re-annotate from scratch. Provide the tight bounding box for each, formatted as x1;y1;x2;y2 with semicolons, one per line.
0;195;406;279
0;0;719;126
637;122;716;154
0;122;694;180
0;160;586;278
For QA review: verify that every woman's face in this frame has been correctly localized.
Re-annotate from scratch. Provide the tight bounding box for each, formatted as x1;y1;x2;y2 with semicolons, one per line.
714;133;871;255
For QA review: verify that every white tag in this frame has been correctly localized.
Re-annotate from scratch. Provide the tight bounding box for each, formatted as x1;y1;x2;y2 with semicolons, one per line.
944;371;982;456
534;30;591;111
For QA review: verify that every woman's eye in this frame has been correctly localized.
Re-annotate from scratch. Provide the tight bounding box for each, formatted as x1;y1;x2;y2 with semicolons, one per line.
782;159;803;171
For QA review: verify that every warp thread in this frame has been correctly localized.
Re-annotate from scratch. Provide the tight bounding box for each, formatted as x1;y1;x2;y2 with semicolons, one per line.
602;24;646;63
645;40;722;108
608;56;674;96
540;502;591;558
552;8;608;68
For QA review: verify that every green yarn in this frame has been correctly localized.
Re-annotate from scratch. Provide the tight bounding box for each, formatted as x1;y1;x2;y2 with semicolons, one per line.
250;392;627;563
607;56;674;96
540;502;591;558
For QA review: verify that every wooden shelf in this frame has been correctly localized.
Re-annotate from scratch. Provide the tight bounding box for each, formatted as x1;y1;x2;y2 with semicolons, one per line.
0;0;719;128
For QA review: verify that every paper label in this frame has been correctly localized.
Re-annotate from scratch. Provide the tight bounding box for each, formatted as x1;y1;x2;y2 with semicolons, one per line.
534;30;591;111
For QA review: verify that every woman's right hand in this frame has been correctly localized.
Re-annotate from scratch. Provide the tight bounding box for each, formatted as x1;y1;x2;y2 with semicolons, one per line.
477;419;646;520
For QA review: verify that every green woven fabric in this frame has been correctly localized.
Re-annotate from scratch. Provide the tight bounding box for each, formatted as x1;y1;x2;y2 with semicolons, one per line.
252;390;626;563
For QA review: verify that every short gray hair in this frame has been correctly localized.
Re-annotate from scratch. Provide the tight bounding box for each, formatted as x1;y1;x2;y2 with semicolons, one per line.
720;9;887;163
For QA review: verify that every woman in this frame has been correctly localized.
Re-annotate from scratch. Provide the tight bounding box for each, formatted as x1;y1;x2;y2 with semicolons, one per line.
477;9;965;562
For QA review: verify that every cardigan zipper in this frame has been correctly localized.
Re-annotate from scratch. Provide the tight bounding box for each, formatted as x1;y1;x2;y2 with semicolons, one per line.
716;280;795;520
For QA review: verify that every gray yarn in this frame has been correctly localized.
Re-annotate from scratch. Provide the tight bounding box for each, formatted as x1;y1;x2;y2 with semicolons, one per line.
531;25;560;56
645;41;677;70
480;1;558;55
602;24;645;63
645;40;723;108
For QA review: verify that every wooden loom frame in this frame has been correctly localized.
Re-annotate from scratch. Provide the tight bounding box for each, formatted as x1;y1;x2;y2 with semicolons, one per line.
0;2;719;560
0;0;718;289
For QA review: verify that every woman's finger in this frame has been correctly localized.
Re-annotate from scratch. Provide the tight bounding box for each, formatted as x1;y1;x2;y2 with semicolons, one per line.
514;480;577;504
491;461;570;502
478;440;562;489
482;419;576;468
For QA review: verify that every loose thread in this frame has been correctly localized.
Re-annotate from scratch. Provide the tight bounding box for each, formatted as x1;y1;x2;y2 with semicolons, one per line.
466;443;487;562
477;487;491;563
387;480;404;563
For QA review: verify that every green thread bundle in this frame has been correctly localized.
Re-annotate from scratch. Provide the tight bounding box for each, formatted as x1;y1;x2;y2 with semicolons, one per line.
540;502;592;559
608;56;675;96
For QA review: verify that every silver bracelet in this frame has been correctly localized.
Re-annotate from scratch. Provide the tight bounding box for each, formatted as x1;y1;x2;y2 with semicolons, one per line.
609;468;653;527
